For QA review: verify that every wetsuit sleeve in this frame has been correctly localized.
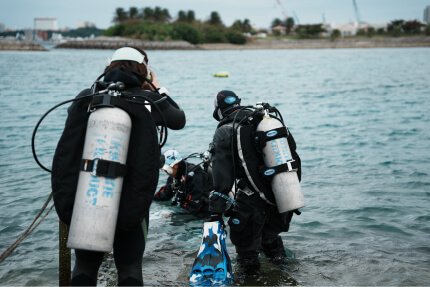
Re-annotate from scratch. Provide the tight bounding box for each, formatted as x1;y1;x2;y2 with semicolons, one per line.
145;93;186;130
180;171;205;214
287;131;301;181
209;126;235;214
154;177;175;201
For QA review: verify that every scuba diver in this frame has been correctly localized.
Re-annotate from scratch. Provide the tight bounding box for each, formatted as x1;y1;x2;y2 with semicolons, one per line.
207;90;305;272
154;149;213;216
49;46;186;286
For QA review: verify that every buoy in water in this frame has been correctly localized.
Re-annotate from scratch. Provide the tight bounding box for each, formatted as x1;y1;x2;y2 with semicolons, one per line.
213;71;229;77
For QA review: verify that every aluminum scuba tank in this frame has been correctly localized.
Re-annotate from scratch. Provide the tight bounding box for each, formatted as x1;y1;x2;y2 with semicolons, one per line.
67;104;132;252
256;115;306;213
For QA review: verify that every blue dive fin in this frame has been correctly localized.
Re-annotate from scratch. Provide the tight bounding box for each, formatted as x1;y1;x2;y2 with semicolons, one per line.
189;221;233;286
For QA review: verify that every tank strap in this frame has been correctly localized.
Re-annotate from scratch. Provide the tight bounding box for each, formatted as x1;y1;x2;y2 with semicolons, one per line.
89;95;136;117
80;159;127;178
252;126;289;150
260;160;299;180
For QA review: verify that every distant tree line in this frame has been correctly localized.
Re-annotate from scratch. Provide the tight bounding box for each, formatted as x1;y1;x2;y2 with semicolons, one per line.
0;27;104;39
332;19;430;39
103;6;253;44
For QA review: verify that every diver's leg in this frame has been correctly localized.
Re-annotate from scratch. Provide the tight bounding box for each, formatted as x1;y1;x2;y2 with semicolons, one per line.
228;191;267;271
70;249;104;286
113;211;148;286
261;209;294;263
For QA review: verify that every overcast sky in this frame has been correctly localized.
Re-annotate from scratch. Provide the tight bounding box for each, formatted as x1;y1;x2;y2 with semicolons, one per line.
2;0;429;30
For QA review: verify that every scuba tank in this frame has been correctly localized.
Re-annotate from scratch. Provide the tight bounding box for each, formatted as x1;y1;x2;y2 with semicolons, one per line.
255;106;305;213
67;84;132;252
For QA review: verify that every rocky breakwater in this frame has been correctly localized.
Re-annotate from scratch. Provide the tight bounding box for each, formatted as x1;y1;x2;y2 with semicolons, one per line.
0;39;47;51
199;36;430;50
56;36;199;50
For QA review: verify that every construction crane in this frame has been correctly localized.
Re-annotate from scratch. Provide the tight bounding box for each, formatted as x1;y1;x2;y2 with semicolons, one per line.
292;11;300;25
275;0;287;20
352;0;361;25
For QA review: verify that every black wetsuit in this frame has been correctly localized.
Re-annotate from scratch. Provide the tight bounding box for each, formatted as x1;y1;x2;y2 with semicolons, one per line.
154;161;212;215
62;68;186;286
209;109;301;265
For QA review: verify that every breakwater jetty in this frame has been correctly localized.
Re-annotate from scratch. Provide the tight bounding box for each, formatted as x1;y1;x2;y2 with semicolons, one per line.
55;36;198;50
55;36;430;51
3;36;429;51
0;39;47;51
199;36;430;50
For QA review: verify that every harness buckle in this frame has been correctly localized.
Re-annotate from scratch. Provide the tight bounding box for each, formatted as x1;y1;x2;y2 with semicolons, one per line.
90;158;100;176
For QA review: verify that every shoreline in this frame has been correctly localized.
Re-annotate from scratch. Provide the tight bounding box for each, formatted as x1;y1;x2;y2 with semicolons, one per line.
199;36;430;50
0;39;47;51
2;36;429;51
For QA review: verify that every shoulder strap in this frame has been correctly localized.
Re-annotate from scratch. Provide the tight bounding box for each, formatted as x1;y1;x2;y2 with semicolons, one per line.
90;94;136;118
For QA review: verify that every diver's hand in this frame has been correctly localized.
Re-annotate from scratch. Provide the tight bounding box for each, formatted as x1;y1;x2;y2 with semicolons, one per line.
150;71;160;89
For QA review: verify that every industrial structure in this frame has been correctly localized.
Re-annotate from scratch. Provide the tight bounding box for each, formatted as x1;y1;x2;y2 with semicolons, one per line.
34;18;58;31
424;6;430;24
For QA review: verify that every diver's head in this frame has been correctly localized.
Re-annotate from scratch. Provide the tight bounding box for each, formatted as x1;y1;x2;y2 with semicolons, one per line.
213;90;241;121
105;46;152;88
161;149;183;178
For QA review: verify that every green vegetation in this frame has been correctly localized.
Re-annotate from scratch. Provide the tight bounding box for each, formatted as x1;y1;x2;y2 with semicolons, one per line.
100;6;430;44
103;6;253;45
296;24;327;39
330;29;341;41
61;27;104;38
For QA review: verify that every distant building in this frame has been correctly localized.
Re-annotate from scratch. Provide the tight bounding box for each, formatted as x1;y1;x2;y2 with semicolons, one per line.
0;23;5;32
77;21;96;29
424;6;430;24
34;18;58;31
328;22;360;36
271;25;287;35
24;29;34;42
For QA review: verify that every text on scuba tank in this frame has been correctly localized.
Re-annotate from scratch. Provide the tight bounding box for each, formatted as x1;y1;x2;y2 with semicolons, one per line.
270;137;291;166
85;138;122;206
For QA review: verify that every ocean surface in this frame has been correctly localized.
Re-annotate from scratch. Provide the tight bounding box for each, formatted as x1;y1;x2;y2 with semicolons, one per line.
0;46;429;286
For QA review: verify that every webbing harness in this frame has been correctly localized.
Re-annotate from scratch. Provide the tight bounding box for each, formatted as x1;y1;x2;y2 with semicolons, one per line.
252;126;289;150
80;158;127;178
88;94;136;118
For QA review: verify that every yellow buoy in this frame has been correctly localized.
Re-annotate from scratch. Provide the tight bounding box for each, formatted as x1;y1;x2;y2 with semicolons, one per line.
213;71;229;77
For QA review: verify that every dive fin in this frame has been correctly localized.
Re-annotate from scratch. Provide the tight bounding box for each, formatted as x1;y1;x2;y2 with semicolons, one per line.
189;221;233;286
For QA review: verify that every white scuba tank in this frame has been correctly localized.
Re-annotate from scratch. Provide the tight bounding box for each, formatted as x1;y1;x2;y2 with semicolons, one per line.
67;106;132;252
256;115;306;213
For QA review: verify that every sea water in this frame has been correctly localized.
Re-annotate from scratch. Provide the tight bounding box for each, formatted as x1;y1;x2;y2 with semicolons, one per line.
0;47;429;286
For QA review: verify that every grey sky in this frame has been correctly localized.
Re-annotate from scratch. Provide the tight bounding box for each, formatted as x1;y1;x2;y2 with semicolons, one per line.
2;0;429;30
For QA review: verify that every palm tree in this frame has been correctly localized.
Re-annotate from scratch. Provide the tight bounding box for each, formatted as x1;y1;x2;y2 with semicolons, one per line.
271;18;283;28
208;11;222;26
177;10;187;22
128;7;139;19
285;17;295;34
161;8;172;23
113;8;127;24
187;10;196;23
141;7;154;21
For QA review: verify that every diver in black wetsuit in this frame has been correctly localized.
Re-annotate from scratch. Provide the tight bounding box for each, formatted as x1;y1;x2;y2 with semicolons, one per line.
208;90;302;271
154;149;212;215
51;47;186;286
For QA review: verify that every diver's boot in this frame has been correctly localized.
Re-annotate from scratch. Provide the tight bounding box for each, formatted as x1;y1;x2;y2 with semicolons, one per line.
70;257;102;286
262;236;288;265
236;251;260;274
116;261;144;286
